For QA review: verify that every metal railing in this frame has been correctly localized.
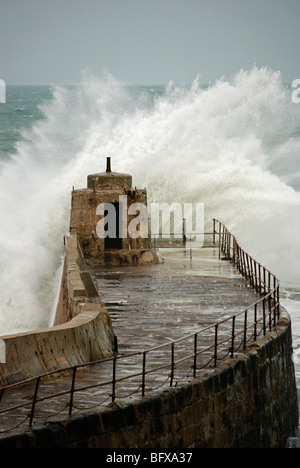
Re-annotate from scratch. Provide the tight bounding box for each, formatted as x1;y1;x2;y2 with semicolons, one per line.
213;219;279;295
0;219;280;430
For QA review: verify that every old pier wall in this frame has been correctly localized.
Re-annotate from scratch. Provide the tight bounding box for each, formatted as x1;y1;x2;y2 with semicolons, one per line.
1;307;298;448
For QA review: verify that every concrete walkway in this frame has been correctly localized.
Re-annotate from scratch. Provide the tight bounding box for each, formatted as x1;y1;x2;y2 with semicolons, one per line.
0;246;261;437
96;247;258;352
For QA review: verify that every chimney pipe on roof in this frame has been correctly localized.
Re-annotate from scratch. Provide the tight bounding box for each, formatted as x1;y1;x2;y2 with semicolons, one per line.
106;157;112;173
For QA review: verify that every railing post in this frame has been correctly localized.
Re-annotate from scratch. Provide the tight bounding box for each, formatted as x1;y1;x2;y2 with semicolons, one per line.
273;277;278;323
232;238;236;265
254;261;258;292
243;309;248;349
29;376;41;427
241;249;245;276
240;250;244;276
218;223;221;259
272;279;278;326
258;264;262;295
242;251;247;279
240;247;243;274
170;343;175;387
214;324;218;367
222;226;225;253
254;304;258;341
112;357;117;402
236;245;240;271
277;285;280;322
193;333;198;378
249;257;254;287
231;316;236;358
246;254;251;286
268;294;272;331
142;352;146;397
69;366;77;417
183;218;187;245
213;219;216;245
226;230;229;257
263;297;266;335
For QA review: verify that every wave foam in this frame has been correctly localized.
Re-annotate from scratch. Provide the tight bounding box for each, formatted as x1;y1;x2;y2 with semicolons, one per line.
0;67;299;334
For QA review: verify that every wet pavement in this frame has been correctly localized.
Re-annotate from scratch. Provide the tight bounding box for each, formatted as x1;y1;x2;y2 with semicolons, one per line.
0;246;262;436
95;247;258;351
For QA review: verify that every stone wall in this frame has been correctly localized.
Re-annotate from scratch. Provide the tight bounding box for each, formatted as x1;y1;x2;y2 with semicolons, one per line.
0;233;116;386
54;233;99;324
1;307;298;448
70;187;149;263
0;304;115;386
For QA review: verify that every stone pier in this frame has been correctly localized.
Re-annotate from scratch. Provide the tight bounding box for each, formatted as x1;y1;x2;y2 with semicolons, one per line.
0;245;298;447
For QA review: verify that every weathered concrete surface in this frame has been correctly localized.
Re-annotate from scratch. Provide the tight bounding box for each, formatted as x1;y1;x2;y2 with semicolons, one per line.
94;247;259;353
0;303;115;387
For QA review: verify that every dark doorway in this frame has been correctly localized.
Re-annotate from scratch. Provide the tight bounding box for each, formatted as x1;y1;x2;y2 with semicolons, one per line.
104;202;123;250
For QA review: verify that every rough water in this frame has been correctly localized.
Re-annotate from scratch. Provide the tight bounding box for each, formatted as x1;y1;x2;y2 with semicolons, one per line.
0;69;299;423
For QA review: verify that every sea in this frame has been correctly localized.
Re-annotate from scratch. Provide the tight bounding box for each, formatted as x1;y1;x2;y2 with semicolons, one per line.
0;67;300;432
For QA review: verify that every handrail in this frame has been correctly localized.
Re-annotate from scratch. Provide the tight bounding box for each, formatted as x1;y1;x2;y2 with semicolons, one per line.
212;218;279;291
0;219;281;430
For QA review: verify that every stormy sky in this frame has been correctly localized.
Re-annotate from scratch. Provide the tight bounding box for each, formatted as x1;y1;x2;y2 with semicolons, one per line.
0;0;299;85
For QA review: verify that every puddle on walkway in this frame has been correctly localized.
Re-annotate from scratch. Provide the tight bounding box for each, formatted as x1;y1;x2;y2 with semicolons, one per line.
93;247;259;353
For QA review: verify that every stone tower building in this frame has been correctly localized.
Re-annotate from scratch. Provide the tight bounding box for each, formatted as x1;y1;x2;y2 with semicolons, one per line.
69;158;161;266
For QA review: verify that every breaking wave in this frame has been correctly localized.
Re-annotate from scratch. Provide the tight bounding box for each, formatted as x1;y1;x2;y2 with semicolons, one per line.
0;67;299;334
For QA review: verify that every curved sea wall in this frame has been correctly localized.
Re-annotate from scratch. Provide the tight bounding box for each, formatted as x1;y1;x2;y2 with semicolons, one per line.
3;307;296;448
0;304;115;386
0;233;115;386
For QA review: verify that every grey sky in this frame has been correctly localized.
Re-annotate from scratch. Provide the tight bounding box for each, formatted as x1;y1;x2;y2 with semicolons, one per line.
0;0;299;85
